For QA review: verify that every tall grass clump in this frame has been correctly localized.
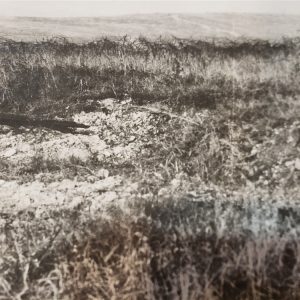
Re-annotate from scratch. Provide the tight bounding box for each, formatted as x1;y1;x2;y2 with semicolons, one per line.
2;202;300;300
0;36;299;117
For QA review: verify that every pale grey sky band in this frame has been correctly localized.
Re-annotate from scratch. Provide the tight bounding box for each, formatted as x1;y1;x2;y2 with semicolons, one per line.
0;1;299;17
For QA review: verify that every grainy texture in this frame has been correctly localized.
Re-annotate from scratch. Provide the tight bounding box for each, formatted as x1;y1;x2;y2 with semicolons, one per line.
0;35;299;299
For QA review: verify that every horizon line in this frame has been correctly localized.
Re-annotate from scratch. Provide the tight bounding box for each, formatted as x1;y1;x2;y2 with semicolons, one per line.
1;11;300;18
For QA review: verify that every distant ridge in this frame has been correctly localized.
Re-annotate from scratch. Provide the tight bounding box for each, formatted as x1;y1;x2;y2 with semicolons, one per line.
0;13;299;41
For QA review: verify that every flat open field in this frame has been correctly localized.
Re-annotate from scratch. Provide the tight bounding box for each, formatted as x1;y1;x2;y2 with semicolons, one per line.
0;16;300;299
1;13;300;41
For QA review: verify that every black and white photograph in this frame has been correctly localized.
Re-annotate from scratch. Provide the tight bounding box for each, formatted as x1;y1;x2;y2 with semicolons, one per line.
0;0;300;299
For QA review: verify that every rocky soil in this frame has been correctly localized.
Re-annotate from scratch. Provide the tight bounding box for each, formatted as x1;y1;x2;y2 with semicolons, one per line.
0;98;300;235
0;99;151;214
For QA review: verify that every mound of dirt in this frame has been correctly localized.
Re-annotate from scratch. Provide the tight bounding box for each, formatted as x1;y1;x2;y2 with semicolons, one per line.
0;103;158;215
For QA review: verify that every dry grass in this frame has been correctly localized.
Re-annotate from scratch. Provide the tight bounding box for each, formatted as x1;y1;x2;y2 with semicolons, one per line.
0;37;299;116
2;203;300;300
0;36;300;299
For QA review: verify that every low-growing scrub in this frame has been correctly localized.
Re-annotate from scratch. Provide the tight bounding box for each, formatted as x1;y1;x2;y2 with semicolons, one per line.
1;201;300;300
0;36;299;117
0;35;300;299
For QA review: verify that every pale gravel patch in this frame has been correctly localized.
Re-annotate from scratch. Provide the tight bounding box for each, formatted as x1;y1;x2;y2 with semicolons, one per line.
0;130;108;163
0;106;230;219
0;104;156;167
40;134;107;162
0;106;152;215
0;176;138;215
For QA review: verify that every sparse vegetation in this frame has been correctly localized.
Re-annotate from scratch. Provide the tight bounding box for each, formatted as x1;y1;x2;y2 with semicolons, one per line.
0;36;300;299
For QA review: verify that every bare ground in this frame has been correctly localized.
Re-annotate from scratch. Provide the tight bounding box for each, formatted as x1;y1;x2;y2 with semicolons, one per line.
1;98;300;231
0;99;152;214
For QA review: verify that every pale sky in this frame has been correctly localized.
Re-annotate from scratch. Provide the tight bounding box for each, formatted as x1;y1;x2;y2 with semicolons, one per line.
0;1;299;17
